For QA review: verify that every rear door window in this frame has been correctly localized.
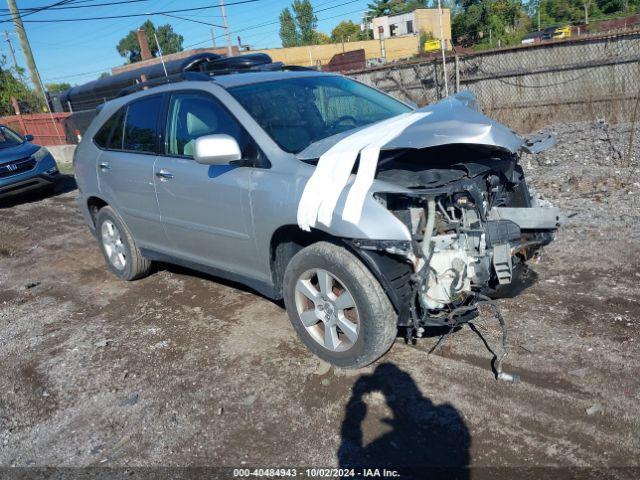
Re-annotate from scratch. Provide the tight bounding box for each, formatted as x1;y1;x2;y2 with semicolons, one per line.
122;95;163;154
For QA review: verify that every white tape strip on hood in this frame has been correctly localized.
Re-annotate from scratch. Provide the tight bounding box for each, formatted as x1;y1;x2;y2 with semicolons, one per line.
297;111;431;232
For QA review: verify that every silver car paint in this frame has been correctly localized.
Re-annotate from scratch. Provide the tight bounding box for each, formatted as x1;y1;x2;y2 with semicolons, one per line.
75;72;550;293
297;91;540;160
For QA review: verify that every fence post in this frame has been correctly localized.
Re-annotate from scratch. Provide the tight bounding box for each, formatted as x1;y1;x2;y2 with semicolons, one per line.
455;54;460;93
433;59;440;99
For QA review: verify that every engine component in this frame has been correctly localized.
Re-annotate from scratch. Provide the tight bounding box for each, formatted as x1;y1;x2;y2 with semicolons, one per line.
420;234;476;309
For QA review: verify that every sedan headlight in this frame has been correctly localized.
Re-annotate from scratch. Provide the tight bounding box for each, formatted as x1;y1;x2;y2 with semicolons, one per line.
31;147;50;162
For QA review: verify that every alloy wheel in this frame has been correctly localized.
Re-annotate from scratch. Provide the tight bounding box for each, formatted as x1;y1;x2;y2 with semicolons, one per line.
294;268;359;352
101;219;127;271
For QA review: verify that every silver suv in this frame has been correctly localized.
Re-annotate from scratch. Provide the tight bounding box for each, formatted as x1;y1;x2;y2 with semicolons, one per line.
74;70;562;368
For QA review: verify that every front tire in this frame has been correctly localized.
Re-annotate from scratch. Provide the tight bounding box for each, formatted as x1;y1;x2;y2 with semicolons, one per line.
96;206;151;281
283;241;397;369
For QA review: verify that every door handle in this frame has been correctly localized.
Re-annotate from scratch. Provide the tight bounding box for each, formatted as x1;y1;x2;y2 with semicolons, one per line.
155;169;174;180
99;162;110;171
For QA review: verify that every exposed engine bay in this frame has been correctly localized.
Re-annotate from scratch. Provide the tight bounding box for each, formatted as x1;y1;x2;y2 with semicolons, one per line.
358;143;565;340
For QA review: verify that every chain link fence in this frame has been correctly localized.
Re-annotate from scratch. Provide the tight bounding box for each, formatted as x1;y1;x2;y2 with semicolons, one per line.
349;30;640;135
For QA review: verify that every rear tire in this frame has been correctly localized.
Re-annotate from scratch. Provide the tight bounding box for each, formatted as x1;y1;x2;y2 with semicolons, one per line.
96;206;151;281
283;241;397;369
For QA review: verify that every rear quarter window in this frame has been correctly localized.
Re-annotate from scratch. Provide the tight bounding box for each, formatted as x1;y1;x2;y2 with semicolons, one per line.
93;109;124;149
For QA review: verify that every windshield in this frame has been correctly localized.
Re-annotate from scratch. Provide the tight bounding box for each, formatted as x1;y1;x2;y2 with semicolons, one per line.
228;75;412;154
0;126;25;149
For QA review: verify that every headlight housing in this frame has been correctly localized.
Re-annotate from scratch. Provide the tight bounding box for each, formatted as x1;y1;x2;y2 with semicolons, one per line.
31;147;50;162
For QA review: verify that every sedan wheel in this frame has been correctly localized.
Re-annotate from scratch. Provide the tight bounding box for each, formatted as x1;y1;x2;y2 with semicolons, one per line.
101;219;127;270
294;268;359;352
283;241;398;369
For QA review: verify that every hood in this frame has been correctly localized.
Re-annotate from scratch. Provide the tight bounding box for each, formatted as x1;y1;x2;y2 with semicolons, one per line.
297;91;554;161
0;142;39;164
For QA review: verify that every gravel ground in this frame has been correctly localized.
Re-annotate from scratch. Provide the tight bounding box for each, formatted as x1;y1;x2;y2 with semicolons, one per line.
0;121;639;478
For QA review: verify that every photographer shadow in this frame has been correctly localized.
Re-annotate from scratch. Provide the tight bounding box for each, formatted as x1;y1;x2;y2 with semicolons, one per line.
338;363;470;479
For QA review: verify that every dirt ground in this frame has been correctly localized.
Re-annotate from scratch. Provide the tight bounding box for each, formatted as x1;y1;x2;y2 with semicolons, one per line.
1;122;639;478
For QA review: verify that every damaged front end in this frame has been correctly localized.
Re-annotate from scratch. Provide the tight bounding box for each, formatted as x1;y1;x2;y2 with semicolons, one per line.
370;143;564;334
338;98;565;357
346;93;567;341
301;92;564;366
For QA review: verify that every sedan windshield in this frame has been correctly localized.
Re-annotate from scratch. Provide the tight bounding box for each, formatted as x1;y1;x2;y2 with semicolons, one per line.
0;126;25;149
228;75;412;154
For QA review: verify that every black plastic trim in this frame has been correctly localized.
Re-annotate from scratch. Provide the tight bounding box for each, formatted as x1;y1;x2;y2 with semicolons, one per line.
139;248;277;299
346;241;414;326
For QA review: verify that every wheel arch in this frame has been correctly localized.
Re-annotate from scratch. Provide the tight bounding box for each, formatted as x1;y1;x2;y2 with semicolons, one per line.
87;196;109;229
269;225;412;324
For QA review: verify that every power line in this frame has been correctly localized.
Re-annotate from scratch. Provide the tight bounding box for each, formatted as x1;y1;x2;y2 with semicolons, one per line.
0;0;78;20
41;0;366;81
0;0;152;15
158;12;225;29
0;0;261;24
184;0;363;49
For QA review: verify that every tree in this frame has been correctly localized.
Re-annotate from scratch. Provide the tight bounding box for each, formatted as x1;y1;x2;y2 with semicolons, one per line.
331;20;361;42
314;31;332;44
452;0;528;47
292;0;318;45
278;0;323;47
279;8;299;47
367;0;428;18
45;82;71;94
117;20;184;63
0;65;41;115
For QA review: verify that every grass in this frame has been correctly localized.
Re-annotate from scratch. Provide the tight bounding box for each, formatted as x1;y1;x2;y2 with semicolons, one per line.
57;162;74;175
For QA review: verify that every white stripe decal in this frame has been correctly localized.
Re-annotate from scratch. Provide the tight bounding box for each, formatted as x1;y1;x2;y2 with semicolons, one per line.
297;111;431;231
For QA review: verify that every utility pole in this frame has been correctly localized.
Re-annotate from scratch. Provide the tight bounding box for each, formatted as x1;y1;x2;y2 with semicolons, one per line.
219;0;233;57
4;31;19;72
6;0;45;101
437;0;449;97
537;0;541;31
583;0;591;24
210;27;217;48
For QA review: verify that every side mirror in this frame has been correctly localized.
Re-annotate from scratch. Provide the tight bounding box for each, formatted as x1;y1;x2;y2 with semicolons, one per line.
194;134;242;165
24;134;34;142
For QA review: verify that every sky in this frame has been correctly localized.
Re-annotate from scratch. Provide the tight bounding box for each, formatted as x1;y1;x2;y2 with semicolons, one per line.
0;0;371;87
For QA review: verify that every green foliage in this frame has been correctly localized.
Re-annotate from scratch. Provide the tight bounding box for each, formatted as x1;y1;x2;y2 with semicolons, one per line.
452;0;530;47
116;20;184;63
367;0;429;17
279;8;299;47
45;82;71;94
453;0;640;50
314;31;333;44
293;0;318;45
0;66;42;115
279;0;329;46
98;72;111;80
331;20;362;41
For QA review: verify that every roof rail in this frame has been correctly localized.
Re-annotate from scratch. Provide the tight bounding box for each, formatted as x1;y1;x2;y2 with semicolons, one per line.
115;55;320;99
118;71;210;97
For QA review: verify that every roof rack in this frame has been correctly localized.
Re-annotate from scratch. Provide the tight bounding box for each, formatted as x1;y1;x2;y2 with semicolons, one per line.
62;53;321;112
119;71;210;97
117;54;319;98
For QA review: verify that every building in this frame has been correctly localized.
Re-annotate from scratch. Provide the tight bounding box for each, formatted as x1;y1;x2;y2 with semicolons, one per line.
371;8;451;45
